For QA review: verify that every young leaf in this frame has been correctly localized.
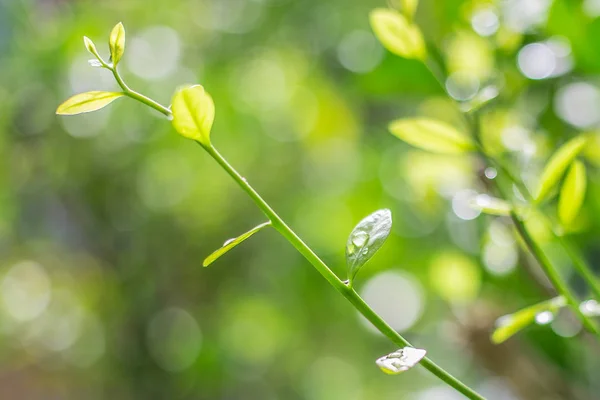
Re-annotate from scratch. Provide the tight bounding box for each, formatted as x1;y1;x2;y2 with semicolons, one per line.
535;136;588;203
109;22;125;66
376;347;427;375
83;36;102;61
491;296;566;344
400;0;419;19
369;8;426;60
56;91;124;115
171;85;215;146
470;194;511;216
558;160;586;227
388;118;475;154
346;209;392;284
203;222;271;267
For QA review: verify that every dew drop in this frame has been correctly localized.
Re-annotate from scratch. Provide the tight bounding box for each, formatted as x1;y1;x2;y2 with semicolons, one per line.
88;59;103;67
223;238;236;246
484;167;497;179
535;310;554;325
580;299;600;316
352;232;369;248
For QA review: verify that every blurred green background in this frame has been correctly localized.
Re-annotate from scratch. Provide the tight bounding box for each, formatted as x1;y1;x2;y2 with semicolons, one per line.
2;0;600;398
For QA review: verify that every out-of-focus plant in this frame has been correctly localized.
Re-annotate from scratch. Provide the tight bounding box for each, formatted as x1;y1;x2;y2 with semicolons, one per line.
370;0;600;351
56;23;485;400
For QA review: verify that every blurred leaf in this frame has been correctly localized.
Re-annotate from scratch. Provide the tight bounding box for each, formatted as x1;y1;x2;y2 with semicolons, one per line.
376;347;427;375
491;296;566;344
461;86;499;113
56;91;124;115
388;118;475;154
346;209;392;285
429;251;480;303
558;160;587;227
535;136;588;203
470;194;511;216
369;8;426;60
109;22;125;66
171;85;215;146
400;0;418;20
203;222;271;267
83;36;102;61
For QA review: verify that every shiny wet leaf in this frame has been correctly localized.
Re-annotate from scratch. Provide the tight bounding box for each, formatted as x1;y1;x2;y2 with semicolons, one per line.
376;347;427;375
346;209;392;285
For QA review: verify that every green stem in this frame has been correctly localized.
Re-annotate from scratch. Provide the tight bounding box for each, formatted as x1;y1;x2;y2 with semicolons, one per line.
557;236;600;301
422;53;600;333
482;153;600;301
470;120;600;337
111;67;172;117
204;144;485;400
111;75;485;399
508;207;600;337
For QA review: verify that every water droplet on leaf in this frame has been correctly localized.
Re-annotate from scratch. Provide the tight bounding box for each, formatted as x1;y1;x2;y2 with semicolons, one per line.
376;347;427;375
535;310;554;325
352;232;369;248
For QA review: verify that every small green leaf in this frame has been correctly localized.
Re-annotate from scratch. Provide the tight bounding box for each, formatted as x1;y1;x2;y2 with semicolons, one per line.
109;22;125;66
171;85;215;146
388;118;475;154
56;91;124;115
470;194;512;216
558;160;587;227
203;222;271;267
376;347;426;375
491;296;565;344
346;209;392;285
369;8;426;60
535;136;588;203
83;36;102;61
400;0;418;19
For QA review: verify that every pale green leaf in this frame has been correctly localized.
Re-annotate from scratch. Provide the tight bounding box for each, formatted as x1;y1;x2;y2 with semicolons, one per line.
558;160;587;226
109;22;125;66
535;136;588;202
83;36;102;61
470;194;512;216
346;209;392;285
376;347;426;375
388;118;475;154
56;91;124;115
171;85;215;146
369;8;426;60
491;296;565;344
400;0;419;19
203;222;271;267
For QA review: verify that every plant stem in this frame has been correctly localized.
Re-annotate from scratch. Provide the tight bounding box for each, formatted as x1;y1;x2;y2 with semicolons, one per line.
470;118;600;337
110;78;485;399
508;207;600;337
424;55;600;332
557;237;600;301
204;144;485;400
111;67;172;117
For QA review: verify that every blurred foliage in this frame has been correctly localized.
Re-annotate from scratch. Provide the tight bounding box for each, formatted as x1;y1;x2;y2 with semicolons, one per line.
2;0;600;399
